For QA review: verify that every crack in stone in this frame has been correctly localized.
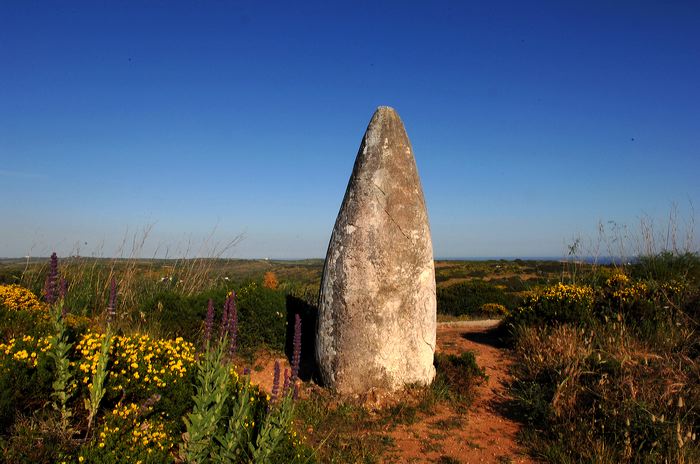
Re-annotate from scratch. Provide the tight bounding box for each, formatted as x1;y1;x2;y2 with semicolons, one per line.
384;207;409;240
422;333;435;352
373;190;409;240
374;183;387;196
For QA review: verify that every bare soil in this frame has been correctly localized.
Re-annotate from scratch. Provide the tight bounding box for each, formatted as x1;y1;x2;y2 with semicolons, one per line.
381;320;533;463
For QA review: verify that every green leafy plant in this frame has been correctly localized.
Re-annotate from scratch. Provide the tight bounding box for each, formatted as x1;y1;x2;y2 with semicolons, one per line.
84;326;113;434
85;278;119;435
181;335;233;462
43;253;76;435
250;390;296;463
213;374;256;461
47;300;75;433
181;335;301;463
181;293;304;463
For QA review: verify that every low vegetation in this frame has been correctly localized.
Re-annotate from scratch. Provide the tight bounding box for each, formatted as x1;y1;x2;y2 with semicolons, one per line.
0;255;488;463
6;245;694;462
0;255;311;463
504;252;700;463
294;351;485;463
437;280;518;318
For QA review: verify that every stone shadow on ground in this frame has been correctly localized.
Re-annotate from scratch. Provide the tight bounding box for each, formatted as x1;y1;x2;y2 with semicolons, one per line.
285;295;322;383
459;324;508;349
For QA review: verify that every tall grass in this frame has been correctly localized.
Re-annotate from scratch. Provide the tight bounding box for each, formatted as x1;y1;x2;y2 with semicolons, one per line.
506;209;700;463
17;227;243;334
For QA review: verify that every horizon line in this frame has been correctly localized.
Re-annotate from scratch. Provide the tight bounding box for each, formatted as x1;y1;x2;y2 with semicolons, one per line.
0;255;641;262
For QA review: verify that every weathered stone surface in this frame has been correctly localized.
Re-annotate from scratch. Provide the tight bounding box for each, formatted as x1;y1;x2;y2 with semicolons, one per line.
316;106;436;395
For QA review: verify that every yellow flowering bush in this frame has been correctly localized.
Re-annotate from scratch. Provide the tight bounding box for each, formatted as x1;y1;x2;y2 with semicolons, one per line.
506;269;693;332
507;283;595;327
602;270;688;314
480;303;509;316
0;333;58;434
538;282;594;304
611;281;649;305
79;401;174;463
0;282;314;463
0;284;45;311
76;332;196;397
605;270;630;288
0;334;53;368
604;271;647;305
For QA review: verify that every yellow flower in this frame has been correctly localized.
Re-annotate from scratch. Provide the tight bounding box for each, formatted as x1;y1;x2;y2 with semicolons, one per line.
0;284;45;311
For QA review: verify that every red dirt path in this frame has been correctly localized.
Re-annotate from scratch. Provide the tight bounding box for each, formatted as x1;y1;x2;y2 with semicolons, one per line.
382;320;534;463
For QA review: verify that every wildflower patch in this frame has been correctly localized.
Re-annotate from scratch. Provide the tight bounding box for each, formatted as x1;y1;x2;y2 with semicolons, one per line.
0;284;45;312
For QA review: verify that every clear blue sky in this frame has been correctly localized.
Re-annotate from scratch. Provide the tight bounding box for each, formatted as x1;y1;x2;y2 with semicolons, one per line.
1;1;699;259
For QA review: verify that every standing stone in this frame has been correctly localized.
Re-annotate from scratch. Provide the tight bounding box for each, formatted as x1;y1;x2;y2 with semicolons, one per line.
316;106;436;395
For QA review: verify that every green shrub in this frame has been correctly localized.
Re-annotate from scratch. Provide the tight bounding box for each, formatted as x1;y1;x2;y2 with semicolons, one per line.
0;267;22;285
140;283;287;354
0;344;54;434
437;281;516;317
433;351;486;407
3;412;74;464
632;251;700;285
236;283;287;353
488;276;528;292
0;306;52;340
138;286;231;339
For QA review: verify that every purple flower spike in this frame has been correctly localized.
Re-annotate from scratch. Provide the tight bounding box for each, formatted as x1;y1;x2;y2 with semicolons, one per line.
243;367;250;376
282;368;290;396
271;360;281;403
219;296;230;340
227;292;238;358
106;277;117;323
293;382;299;401
203;299;215;347
59;278;68;300
59;278;69;317
292;313;302;381
44;252;59;304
